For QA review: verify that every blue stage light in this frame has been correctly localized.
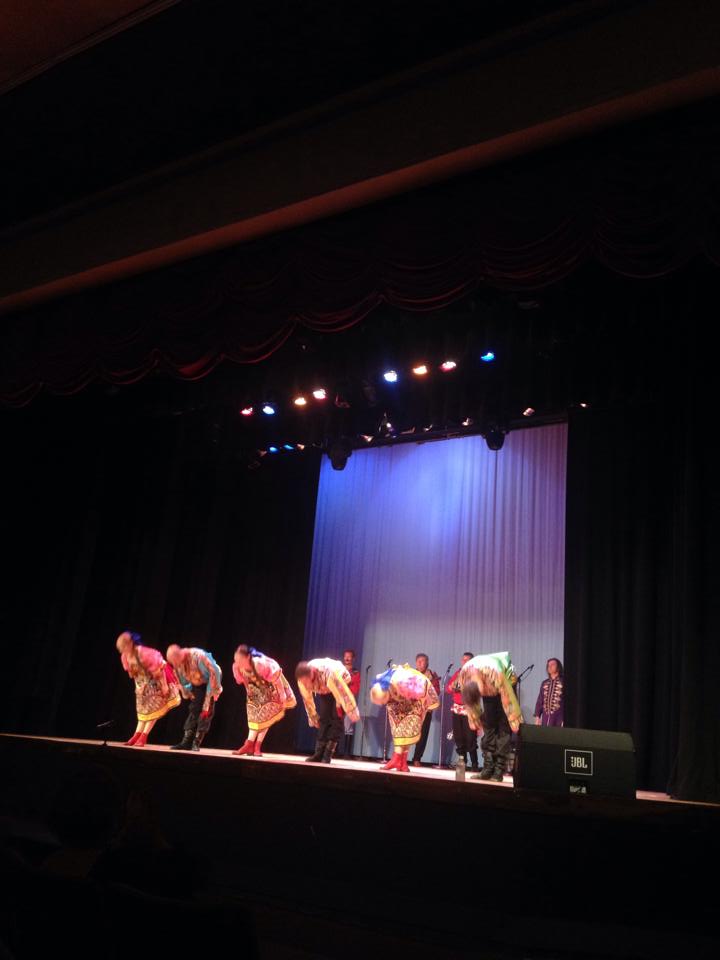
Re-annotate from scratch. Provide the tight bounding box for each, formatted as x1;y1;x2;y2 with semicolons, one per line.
283;444;295;451
383;369;398;383
268;446;279;453
262;404;276;415
480;351;495;362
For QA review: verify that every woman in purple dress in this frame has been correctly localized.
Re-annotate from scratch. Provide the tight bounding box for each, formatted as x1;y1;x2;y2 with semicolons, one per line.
534;658;564;727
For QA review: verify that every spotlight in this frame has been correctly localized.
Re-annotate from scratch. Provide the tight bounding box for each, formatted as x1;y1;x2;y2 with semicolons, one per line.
480;351;495;363
240;406;254;417
296;443;306;451
262;404;276;416
283;444;295;451
328;438;353;471
268;446;279;453
579;402;590;409
360;435;373;443
312;388;327;400
383;370;398;383
440;360;457;372
412;364;428;376
523;407;535;417
293;396;307;407
483;426;505;451
462;417;473;427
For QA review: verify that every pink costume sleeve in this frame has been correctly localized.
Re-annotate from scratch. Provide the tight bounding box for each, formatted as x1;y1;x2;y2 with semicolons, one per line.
232;661;245;686
253;655;281;683
137;646;164;676
121;652;132;674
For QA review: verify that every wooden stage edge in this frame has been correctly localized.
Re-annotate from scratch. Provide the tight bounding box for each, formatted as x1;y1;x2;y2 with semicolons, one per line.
4;732;718;813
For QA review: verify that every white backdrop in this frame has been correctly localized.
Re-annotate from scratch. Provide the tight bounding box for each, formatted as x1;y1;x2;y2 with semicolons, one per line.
302;424;567;760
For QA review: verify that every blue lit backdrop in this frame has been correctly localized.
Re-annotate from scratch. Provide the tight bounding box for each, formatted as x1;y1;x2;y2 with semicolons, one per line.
301;424;567;760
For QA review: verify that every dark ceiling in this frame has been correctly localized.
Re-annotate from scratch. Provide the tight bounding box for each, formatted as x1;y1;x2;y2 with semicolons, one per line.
2;0;589;230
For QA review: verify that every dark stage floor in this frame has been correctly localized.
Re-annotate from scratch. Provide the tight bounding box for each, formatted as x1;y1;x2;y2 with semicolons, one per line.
2;734;719;959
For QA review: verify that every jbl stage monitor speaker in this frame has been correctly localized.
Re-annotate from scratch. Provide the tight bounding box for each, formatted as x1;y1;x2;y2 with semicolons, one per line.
514;725;636;798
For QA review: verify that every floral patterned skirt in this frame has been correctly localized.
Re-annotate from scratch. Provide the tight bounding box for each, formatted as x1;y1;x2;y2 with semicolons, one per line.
135;675;181;722
246;673;297;731
387;697;427;747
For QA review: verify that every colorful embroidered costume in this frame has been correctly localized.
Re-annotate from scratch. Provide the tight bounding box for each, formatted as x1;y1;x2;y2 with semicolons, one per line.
459;651;523;782
378;664;440;747
298;658;359;763
170;647;223;751
121;645;181;723
232;650;297;731
298;658;359;728
534;677;564;726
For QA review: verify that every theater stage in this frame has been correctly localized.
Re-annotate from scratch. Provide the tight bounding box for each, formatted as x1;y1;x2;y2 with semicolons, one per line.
2;734;719;959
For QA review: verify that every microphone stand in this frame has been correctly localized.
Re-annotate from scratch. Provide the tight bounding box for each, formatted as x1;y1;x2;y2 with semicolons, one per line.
434;663;453;769
360;664;372;761
96;720;115;747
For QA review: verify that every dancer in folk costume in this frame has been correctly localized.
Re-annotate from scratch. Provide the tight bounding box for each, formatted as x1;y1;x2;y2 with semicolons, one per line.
459;651;523;782
370;663;440;772
295;658;359;763
116;631;181;746
166;644;223;751
231;644;297;757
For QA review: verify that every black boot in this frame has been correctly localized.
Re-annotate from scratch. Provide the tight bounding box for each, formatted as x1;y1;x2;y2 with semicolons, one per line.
469;748;480;771
191;736;203;752
321;740;338;763
306;739;326;762
344;734;353;759
170;733;194;751
491;757;506;782
475;754;495;780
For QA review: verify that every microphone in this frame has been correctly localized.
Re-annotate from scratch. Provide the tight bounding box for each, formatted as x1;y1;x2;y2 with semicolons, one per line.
96;720;115;729
446;662;453;674
365;663;372;673
386;659;393;668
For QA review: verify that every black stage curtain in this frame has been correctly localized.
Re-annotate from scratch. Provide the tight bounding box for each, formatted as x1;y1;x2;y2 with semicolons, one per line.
3;98;720;406
0;398;320;753
565;340;720;803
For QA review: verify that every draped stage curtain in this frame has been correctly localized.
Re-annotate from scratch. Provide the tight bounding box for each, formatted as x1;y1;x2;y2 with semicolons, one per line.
302;425;567;760
3;99;720;406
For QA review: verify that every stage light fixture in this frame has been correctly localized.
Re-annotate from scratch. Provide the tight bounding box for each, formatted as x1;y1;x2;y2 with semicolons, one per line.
579;402;591;409
480;351;496;362
293;396;307;407
412;364;428;376
328;438;353;471
523;407;535;417
484;426;505;451
312;388;327;400
360;435;373;443
283;444;295;450
262;404;276;416
440;360;457;372
268;445;279;453
296;443;306;451
383;369;398;383
462;417;473;427
240;406;254;417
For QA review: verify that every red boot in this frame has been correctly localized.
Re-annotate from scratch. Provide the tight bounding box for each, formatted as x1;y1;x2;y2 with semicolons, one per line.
135;732;148;747
380;753;402;771
125;732;141;746
398;752;410;772
233;739;255;756
253;740;264;757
